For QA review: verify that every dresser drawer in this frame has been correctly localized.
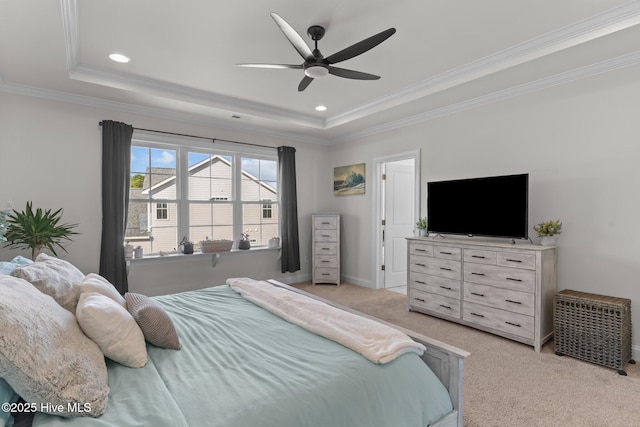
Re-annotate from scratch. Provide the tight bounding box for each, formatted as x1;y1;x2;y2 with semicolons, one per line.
433;246;462;261
464;283;534;316
314;229;337;242
409;255;461;280
314;242;337;255
313;216;337;230
463;302;534;340
409;289;461;319
314;255;337;268
464;248;497;265
497;252;536;270
409;272;460;299
464;263;535;292
314;268;338;282
409;242;434;256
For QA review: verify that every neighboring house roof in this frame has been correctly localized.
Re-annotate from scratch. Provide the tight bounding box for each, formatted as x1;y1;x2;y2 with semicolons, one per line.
138;155;276;198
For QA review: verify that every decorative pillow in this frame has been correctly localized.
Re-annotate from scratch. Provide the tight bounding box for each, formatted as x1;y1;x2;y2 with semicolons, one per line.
10;253;84;312
1;378;19;427
125;292;182;350
76;292;148;368
0;275;109;417
0;255;33;276
79;273;126;307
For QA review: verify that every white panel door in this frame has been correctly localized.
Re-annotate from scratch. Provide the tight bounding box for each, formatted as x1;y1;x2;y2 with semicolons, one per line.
384;160;415;288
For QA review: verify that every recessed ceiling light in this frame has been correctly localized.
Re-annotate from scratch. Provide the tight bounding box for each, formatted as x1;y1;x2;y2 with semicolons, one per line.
109;53;130;63
315;105;327;112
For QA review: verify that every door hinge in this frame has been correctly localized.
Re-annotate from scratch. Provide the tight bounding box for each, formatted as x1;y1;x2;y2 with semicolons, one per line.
381;173;386;180
381;265;385;271
381;219;386;226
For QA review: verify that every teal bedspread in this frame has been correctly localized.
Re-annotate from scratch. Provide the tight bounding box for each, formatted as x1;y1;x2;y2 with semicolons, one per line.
33;285;452;427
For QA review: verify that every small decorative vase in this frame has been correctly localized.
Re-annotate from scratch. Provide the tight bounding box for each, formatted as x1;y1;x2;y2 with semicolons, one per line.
419;229;428;237
238;240;251;250
182;243;194;254
541;236;556;246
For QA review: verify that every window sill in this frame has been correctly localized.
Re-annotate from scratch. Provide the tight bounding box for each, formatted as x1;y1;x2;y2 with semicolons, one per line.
128;246;280;267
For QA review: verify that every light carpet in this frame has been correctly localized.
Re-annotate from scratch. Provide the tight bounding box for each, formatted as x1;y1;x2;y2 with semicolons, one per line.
293;282;640;427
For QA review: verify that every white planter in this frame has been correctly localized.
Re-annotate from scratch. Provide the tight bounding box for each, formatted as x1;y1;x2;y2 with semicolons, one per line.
540;236;556;246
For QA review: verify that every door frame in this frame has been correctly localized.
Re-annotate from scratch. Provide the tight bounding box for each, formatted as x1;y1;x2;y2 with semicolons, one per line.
372;149;421;289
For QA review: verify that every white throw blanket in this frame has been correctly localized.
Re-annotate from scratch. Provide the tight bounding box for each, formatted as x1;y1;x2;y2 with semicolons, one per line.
227;278;425;364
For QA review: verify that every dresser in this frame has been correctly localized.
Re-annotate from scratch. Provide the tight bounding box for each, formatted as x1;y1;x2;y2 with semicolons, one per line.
312;213;340;286
407;237;556;351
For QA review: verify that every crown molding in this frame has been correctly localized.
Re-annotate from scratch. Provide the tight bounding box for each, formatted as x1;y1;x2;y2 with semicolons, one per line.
0;80;329;145
329;49;640;144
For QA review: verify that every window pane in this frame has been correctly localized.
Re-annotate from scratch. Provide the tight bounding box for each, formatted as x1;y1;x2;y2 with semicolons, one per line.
130;146;177;200
126;201;178;254
188;152;232;201
188;203;233;242
241;158;277;201
242;203;279;246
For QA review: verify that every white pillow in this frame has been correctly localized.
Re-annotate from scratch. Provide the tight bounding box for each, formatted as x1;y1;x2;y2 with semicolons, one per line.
79;273;126;307
11;253;84;312
0;275;109;417
76;292;148;368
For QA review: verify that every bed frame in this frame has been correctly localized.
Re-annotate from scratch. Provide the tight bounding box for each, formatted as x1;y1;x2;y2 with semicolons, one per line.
268;280;469;427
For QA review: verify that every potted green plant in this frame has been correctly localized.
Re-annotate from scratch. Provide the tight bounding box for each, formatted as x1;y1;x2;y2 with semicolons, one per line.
416;217;428;237
3;201;79;260
238;232;251;250
534;220;562;246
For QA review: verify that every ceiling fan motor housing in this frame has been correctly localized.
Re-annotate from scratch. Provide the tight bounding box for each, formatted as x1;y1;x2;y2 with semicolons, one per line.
304;62;329;78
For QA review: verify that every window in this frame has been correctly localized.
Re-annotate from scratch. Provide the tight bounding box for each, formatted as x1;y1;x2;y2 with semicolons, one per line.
126;137;278;254
156;203;168;220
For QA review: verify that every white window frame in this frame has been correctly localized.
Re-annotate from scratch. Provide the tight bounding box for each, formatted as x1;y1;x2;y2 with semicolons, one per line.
130;130;278;253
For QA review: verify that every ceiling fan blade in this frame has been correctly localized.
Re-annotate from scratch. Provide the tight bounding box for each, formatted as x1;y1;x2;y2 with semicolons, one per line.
236;63;302;69
325;28;396;64
270;13;314;61
298;76;314;91
329;66;380;80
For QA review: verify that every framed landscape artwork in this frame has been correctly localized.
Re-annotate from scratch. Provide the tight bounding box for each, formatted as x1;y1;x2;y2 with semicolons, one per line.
333;163;365;195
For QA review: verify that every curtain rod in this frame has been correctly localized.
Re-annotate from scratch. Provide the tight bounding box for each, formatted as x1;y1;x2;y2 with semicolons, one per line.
133;127;277;150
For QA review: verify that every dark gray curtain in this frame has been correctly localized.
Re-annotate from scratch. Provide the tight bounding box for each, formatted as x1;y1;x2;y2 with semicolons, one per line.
278;146;301;273
99;120;133;293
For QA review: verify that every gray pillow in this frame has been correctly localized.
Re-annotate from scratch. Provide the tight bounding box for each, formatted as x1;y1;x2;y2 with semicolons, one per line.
11;253;84;312
125;292;182;350
0;275;109;417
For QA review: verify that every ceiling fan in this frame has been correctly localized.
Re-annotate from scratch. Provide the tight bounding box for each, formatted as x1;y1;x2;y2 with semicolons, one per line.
236;13;396;92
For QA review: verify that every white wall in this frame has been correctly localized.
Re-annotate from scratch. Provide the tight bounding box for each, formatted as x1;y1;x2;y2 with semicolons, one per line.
319;64;640;351
0;93;327;292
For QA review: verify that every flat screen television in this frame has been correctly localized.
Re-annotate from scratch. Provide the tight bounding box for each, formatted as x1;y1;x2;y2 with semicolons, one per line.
427;173;529;239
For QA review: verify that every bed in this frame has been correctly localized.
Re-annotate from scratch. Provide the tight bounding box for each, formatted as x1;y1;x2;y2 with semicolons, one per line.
1;255;468;427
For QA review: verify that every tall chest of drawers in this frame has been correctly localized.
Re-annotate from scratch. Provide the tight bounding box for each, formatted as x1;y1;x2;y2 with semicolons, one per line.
407;237;557;351
312;213;340;286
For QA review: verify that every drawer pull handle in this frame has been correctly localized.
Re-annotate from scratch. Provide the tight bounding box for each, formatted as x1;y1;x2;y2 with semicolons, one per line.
416;263;426;267
506;277;522;282
322;273;330;276
471;272;485;276
505;299;522;305
439;285;452;290
415;248;426;252
415;297;426;302
321;234;332;237
440;267;452;271
506;321;521;327
321;222;331;224
415;280;426;284
321;260;330;263
321;247;331;250
471;292;485;297
506;259;522;263
439;304;452;309
440;251;452;255
471;312;484;318
471;255;486;259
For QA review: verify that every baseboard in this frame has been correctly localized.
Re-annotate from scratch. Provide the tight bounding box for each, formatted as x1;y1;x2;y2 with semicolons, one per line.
340;274;374;288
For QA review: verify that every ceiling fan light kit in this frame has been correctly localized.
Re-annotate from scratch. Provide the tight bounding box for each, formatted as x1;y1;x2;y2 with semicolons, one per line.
236;13;395;92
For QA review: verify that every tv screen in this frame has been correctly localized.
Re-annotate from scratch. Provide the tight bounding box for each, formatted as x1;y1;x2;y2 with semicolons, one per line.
427;173;529;239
